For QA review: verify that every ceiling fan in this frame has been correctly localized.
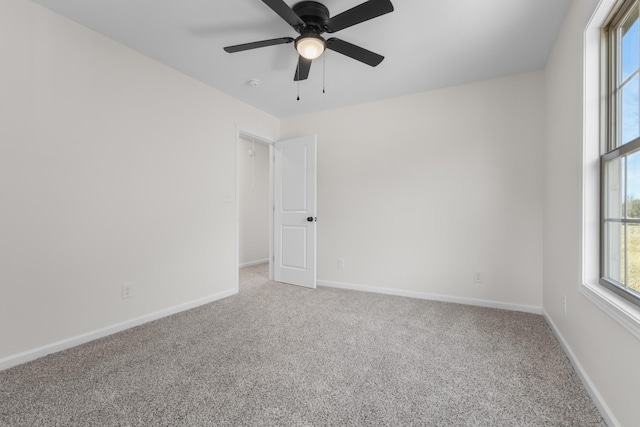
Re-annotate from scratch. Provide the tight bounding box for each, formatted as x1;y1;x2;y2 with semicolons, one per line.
223;0;394;81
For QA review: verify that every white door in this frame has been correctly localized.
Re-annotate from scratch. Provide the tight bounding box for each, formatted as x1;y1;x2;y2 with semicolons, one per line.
274;135;317;288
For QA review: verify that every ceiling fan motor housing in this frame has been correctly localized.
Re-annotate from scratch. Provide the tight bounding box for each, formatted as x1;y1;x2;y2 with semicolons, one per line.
292;1;330;35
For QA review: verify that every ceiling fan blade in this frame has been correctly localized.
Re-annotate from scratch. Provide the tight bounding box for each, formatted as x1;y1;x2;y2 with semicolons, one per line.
224;37;294;53
262;0;305;29
326;38;384;67
324;0;394;33
294;56;312;81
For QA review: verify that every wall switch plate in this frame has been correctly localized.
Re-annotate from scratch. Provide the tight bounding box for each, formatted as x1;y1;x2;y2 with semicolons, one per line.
122;282;134;299
473;271;484;283
563;295;567;314
337;258;345;269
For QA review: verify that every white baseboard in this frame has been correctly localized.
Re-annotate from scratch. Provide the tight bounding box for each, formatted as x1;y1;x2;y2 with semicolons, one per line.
0;288;238;372
317;279;542;314
543;310;619;427
239;259;269;268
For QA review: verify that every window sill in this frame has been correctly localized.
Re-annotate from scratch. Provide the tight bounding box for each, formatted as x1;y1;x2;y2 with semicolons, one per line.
580;282;640;340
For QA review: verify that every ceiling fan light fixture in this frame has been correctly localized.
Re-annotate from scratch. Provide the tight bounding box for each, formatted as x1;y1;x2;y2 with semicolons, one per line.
295;35;325;60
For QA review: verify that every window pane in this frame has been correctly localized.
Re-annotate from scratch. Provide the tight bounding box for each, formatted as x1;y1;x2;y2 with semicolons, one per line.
621;7;639;82
605;156;625;219
627;150;640;218
621;74;640;144
605;221;625;283
628;223;640;291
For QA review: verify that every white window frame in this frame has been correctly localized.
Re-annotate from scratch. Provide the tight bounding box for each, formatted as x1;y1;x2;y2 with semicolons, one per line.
600;0;640;307
581;0;640;340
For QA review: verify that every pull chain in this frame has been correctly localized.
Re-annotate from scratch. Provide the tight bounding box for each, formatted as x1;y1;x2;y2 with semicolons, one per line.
323;52;326;94
296;60;300;101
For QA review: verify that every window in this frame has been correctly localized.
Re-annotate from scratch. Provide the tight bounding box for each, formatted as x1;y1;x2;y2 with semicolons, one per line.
602;0;640;306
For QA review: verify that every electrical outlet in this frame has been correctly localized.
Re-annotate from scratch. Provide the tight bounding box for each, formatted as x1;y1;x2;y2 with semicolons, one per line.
337;258;345;269
473;271;484;283
122;282;134;299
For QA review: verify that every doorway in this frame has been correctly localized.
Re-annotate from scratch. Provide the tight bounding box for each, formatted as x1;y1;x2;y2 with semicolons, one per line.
236;130;274;289
235;129;317;291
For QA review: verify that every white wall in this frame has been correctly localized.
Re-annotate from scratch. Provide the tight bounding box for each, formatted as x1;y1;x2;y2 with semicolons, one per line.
238;135;270;266
281;71;545;311
0;0;279;363
544;1;640;426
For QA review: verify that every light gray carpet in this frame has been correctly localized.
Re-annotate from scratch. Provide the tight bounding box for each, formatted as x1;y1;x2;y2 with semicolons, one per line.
1;263;605;426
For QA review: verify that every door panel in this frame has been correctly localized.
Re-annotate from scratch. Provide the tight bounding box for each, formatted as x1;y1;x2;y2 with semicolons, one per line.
281;145;308;212
274;135;317;288
281;226;307;268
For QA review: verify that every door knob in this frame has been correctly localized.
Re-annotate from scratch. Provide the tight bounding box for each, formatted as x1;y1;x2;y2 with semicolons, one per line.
307;217;317;222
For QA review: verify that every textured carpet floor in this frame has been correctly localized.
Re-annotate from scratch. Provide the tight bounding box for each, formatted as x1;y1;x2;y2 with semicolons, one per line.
1;263;605;426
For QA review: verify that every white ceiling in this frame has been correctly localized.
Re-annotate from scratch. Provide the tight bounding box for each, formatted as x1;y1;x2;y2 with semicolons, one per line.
31;0;571;118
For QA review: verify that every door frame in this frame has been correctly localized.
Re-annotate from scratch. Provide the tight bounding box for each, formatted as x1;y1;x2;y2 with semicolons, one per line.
235;126;275;289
